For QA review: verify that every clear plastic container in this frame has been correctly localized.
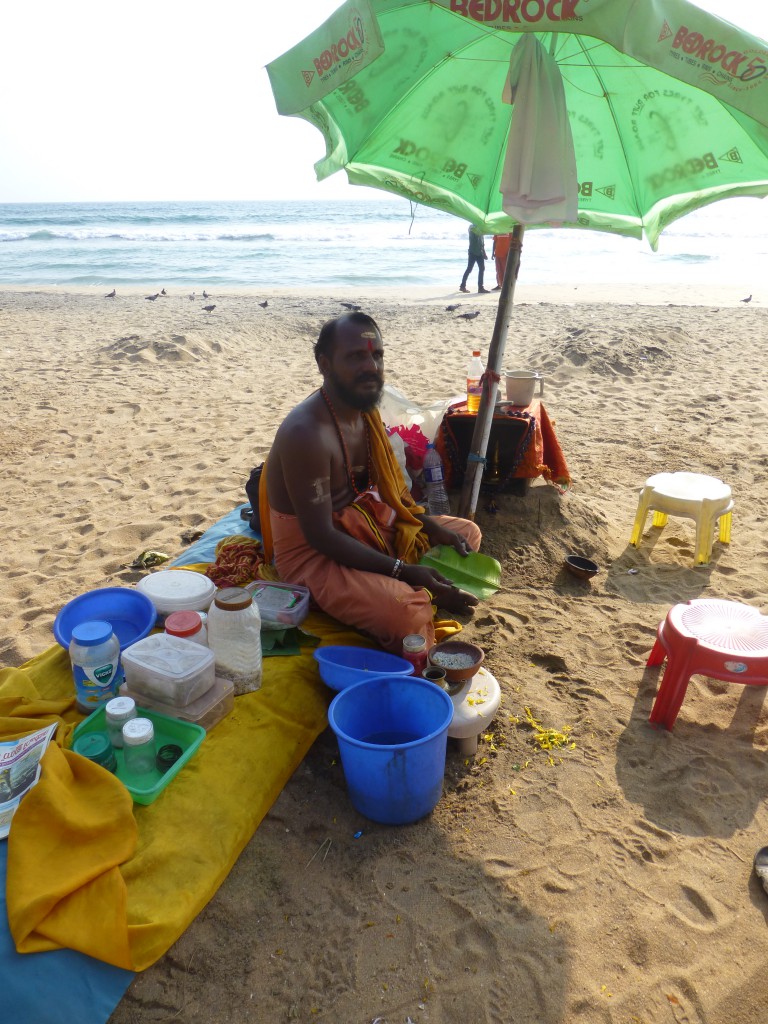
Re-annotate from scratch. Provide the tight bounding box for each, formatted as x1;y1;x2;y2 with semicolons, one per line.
105;695;137;748
247;582;310;628
69;619;125;715
120;676;235;732
164;610;208;646
122;717;156;775
207;587;262;695
122;633;216;706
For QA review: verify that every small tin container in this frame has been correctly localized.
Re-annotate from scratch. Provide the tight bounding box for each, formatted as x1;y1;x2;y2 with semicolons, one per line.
401;634;428;675
423;666;448;687
105;695;137;748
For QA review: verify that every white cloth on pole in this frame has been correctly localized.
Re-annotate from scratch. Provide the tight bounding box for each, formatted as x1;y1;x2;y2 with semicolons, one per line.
500;35;578;225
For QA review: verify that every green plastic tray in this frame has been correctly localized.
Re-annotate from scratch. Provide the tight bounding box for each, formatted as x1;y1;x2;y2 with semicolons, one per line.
72;704;205;805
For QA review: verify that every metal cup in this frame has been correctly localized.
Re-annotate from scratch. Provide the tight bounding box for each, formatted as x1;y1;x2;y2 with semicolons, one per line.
422;667;447;686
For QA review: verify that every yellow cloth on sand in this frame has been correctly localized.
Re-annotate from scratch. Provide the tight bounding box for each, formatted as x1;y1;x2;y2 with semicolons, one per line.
2;612;364;970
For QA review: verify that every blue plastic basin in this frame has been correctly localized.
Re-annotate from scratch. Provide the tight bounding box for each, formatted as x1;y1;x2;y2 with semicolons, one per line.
54;587;157;652
313;645;414;692
328;675;454;825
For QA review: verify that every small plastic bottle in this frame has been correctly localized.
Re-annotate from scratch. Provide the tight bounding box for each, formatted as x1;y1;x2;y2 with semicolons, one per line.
466;349;485;414
422;443;451;516
402;634;428;675
69;620;125;715
165;610;208;646
105;696;137;748
122;717;157;775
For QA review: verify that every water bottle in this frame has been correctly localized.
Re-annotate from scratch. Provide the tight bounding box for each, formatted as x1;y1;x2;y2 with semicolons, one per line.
422;443;451;516
466;350;485;414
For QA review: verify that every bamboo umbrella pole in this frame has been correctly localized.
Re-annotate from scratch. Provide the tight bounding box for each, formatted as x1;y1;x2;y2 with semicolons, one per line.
458;223;525;520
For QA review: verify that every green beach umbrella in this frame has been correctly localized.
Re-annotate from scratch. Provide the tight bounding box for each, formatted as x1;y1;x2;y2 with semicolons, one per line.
267;0;768;513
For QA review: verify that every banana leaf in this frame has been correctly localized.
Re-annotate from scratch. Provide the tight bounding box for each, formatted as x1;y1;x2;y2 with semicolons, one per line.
419;546;501;601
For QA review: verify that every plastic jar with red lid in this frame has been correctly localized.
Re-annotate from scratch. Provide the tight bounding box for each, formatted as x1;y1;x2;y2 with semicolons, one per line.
164;609;208;646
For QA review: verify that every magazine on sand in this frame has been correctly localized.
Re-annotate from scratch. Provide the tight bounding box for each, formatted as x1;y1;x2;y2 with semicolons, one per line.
0;723;57;839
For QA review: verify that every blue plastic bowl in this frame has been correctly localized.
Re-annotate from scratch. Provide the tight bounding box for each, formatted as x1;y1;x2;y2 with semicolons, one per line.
313;645;415;692
54;586;157;652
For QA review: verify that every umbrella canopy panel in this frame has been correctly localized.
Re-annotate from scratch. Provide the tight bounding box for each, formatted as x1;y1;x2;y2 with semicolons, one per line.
270;0;768;247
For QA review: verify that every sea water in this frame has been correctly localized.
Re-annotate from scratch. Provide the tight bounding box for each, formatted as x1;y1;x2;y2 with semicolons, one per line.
0;197;765;290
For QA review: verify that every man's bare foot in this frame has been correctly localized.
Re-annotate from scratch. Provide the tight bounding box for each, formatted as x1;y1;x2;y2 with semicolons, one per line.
433;583;479;615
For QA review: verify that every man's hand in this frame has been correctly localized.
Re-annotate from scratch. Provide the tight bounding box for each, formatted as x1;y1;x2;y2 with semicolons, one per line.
422;520;473;557
400;564;479;615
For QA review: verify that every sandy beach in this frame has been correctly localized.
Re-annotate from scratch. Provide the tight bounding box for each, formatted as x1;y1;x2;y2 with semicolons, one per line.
2;283;768;1024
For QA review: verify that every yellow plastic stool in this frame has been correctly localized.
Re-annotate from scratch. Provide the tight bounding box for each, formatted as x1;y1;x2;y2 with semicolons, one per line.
630;472;733;565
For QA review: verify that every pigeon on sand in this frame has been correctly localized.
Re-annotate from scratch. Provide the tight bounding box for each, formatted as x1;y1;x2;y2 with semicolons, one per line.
456;310;480;320
104;288;116;298
340;302;362;311
741;294;752;303
202;304;216;313
145;293;159;301
259;300;268;308
445;303;460;312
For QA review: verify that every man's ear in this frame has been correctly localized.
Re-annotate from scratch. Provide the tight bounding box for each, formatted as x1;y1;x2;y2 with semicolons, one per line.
317;353;331;377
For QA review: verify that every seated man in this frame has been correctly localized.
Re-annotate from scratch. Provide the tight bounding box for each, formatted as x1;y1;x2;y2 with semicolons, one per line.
264;312;482;653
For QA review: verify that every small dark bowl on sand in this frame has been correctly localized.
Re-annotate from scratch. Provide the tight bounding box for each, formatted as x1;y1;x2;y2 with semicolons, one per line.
564;555;599;581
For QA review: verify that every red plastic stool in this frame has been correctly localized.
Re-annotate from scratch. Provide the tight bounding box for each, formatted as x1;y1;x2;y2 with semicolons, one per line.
647;599;768;730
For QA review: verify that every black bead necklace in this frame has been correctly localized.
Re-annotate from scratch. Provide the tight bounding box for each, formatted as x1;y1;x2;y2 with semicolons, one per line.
320;387;374;497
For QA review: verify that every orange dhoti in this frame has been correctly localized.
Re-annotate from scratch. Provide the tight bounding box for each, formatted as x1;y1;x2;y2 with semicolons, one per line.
270;506;481;653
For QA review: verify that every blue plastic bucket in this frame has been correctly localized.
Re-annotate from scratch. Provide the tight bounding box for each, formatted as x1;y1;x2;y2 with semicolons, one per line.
328;674;454;825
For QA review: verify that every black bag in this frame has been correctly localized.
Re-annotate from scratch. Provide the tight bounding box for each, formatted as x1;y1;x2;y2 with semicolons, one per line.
244;464;264;533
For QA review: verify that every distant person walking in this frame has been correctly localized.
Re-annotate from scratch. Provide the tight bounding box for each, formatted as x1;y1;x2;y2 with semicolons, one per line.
459;226;488;294
492;233;513;290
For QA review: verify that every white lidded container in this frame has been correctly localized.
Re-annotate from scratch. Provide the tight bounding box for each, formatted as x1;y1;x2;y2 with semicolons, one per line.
207;586;262;695
122;632;215;707
136;569;216;621
105;695;137;748
122;717;156;775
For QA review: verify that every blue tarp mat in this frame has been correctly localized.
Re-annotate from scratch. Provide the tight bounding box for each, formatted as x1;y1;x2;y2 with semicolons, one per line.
1;845;134;1022
170;504;259;566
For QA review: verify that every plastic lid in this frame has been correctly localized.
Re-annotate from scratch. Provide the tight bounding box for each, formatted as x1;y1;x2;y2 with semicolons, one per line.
165;610;203;637
213;587;252;611
156;744;183;773
70;620;113;647
472;349;481;355
105;696;136;720
123;717;154;745
73;732;113;764
426;442;435;449
137;569;216;614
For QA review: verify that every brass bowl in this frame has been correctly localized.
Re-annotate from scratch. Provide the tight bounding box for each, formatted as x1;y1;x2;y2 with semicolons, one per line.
564;555;599;581
427;640;484;684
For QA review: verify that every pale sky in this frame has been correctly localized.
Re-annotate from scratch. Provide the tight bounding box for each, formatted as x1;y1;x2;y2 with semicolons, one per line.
1;0;766;203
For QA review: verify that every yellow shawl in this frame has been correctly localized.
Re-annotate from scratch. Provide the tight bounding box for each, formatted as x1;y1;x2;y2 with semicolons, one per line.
260;408;430;565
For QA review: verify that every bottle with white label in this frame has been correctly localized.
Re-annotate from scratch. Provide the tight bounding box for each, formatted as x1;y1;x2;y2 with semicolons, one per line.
69;620;125;715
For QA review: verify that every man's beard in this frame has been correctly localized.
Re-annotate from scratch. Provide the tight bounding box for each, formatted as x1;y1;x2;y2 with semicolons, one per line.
327;370;384;413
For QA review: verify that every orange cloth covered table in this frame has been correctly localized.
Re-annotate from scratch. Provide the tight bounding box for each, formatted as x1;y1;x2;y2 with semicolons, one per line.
435;399;571;492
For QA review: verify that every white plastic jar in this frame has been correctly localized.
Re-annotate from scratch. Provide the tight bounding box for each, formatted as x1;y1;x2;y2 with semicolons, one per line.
69;620;125;715
105;695;137;748
164;610;208;646
122;717;156;775
207;586;262;694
